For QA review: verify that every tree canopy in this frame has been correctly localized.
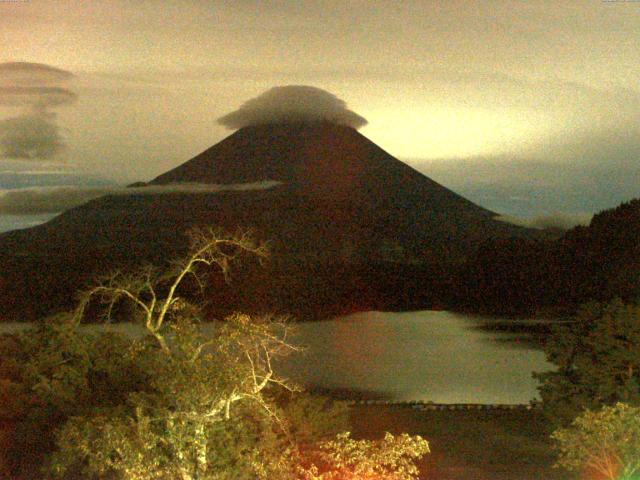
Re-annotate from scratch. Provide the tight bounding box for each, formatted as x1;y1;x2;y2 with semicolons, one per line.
535;299;640;426
552;402;640;480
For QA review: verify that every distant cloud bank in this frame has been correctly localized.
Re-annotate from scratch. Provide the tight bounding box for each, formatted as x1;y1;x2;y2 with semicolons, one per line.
0;181;282;215
495;212;592;231
0;62;77;161
217;85;368;130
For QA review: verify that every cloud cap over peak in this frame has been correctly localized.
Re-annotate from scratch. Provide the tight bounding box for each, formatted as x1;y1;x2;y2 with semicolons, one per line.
218;85;368;130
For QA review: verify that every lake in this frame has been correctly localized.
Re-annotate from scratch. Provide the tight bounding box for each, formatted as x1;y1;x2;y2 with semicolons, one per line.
0;310;551;404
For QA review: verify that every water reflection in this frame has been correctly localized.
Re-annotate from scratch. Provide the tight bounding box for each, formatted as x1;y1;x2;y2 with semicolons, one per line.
279;311;551;404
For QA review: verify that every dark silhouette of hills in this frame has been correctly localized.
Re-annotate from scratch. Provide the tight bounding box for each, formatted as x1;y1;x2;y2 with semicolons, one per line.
455;198;640;316
0;123;536;321
557;198;640;305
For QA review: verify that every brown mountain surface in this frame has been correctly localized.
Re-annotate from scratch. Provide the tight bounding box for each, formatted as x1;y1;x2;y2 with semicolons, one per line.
153;123;486;208
0;123;535;321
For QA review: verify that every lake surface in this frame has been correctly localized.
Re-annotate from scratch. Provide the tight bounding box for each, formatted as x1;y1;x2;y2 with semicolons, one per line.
280;311;551;404
0;310;551;404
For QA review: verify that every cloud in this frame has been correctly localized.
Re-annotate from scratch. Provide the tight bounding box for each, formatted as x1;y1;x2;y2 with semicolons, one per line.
0;186;110;214
217;85;368;130
0;168;73;175
0;112;65;159
0;181;283;215
0;62;74;86
495;212;592;231
0;62;76;161
134;181;282;194
414;120;640;218
0;86;77;108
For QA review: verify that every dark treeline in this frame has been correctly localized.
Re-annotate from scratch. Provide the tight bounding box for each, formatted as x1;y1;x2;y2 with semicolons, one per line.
1;199;638;322
451;198;640;317
223;198;640;320
200;258;456;321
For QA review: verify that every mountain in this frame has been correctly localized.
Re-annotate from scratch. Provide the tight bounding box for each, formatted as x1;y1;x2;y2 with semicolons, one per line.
0;123;536;321
149;123;533;255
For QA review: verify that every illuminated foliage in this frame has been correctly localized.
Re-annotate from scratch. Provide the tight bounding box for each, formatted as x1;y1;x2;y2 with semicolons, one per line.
552;402;640;480
0;317;144;477
49;314;297;480
299;432;429;480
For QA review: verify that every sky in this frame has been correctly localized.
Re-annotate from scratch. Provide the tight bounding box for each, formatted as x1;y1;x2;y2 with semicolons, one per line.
1;0;639;230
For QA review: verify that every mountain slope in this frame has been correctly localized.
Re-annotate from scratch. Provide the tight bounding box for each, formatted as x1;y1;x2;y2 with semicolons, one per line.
0;123;535;320
152;123;491;214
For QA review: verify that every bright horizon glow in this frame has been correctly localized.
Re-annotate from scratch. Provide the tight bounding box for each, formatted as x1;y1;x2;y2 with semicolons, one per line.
362;106;551;160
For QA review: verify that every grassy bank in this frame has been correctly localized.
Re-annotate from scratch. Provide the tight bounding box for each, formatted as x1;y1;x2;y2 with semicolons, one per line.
349;404;563;480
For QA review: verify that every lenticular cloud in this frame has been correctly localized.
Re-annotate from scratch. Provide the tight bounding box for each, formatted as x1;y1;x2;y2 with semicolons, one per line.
218;85;368;130
0;62;77;160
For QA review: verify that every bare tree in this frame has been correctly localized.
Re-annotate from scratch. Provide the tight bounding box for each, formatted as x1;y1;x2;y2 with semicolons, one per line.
74;227;267;350
55;228;300;480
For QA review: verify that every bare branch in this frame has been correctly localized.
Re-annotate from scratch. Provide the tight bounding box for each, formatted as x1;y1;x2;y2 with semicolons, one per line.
74;228;268;352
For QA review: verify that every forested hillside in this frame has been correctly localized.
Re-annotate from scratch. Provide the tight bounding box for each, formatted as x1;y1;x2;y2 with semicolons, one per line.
456;199;640;316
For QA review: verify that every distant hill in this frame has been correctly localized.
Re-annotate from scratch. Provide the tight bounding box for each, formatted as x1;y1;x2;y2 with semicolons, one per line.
455;198;640;316
557;198;640;305
0;123;536;321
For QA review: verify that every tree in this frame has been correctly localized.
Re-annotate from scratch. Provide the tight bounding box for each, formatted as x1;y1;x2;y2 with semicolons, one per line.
0;316;147;478
1;228;430;480
51;228;299;480
73;226;269;348
552;402;640;480
49;314;300;480
298;432;429;480
535;299;640;426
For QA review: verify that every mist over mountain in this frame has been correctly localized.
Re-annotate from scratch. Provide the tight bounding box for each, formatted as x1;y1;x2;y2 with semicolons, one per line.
0;170;113;233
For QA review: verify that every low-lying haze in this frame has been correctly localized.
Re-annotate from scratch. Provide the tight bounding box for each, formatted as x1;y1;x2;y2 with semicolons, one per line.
0;181;282;215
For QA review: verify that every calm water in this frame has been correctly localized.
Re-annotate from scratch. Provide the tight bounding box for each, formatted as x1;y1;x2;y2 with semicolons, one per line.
280;311;550;404
0;310;551;404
